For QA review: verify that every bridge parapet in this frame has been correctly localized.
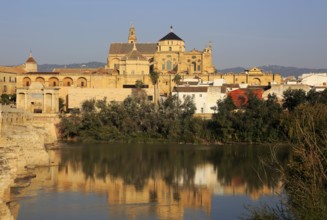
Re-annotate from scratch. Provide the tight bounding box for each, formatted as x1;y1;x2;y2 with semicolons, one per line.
0;104;33;136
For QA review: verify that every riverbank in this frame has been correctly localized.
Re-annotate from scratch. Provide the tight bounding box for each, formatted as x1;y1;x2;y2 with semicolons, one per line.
0;122;57;220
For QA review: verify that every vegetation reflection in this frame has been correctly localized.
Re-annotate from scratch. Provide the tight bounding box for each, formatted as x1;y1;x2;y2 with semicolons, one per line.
59;144;290;193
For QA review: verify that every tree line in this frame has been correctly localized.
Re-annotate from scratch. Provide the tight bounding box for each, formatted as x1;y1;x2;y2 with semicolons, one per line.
60;88;200;143
59;88;327;144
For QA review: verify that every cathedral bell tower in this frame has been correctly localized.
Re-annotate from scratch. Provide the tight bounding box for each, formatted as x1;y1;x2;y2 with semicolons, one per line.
128;25;137;44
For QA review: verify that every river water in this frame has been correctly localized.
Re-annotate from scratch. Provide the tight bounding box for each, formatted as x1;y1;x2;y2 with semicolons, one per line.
12;143;290;220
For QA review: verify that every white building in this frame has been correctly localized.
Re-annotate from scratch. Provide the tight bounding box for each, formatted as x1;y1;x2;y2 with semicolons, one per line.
299;73;327;90
172;86;227;114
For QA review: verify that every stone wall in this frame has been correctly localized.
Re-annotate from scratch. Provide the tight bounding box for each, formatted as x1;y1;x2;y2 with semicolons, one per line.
0;105;33;136
0;121;57;220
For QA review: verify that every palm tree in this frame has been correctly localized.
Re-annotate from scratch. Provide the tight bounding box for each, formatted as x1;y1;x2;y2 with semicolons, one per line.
172;74;183;114
135;80;144;89
149;71;159;109
172;74;182;85
172;73;182;102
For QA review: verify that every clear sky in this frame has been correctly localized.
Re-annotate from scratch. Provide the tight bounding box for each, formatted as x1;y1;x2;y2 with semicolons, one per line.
1;0;326;69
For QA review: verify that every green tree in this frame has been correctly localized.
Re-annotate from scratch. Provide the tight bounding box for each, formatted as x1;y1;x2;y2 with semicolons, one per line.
172;74;182;85
135;80;144;89
307;88;327;105
282;89;306;111
0;94;11;104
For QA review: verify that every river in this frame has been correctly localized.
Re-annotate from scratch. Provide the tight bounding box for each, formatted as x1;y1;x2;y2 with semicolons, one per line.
11;143;290;220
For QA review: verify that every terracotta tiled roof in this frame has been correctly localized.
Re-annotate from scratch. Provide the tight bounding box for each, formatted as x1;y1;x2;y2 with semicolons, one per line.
173;86;208;93
53;68;114;75
26;72;60;75
109;43;157;54
53;68;98;73
159;32;183;41
0;65;26;74
126;49;147;61
26;57;37;63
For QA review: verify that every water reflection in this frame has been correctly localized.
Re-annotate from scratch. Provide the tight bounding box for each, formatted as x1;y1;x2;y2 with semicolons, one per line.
14;144;290;220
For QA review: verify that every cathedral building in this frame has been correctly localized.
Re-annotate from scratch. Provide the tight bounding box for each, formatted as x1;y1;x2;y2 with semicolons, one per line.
106;26;215;75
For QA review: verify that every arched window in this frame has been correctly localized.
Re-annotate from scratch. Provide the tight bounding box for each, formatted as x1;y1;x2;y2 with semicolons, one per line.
63;77;73;86
23;77;31;87
77;77;87;87
35;77;45;85
49;77;59;87
167;60;172;70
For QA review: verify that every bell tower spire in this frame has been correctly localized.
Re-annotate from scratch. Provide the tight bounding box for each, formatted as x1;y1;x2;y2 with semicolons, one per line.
128;24;137;44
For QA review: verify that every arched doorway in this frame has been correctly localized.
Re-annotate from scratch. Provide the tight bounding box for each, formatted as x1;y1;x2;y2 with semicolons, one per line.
252;78;261;86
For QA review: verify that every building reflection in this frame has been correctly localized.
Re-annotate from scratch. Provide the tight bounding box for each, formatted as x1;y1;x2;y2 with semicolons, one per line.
12;145;287;220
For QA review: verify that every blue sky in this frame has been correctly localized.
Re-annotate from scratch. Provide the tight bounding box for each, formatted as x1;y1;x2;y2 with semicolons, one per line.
1;0;326;69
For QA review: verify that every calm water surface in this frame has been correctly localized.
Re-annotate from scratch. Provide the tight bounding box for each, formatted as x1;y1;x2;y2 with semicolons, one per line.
13;143;290;220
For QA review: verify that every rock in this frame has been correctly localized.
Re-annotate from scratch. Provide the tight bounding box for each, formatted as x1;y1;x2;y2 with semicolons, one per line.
0;121;57;219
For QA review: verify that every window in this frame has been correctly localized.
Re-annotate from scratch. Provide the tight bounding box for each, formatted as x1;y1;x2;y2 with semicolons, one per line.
201;108;204;113
81;82;84;87
199;94;202;97
26;81;30;86
197;65;201;71
67;82;71;86
3;77;5;82
3;85;7;93
167;60;172;70
169;47;172;51
192;62;196;71
162;63;165;70
53;82;56;86
192;94;195;98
